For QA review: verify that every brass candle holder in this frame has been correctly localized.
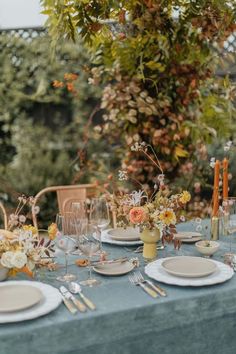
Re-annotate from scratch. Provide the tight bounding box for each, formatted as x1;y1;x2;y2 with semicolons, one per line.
222;213;229;236
211;216;219;241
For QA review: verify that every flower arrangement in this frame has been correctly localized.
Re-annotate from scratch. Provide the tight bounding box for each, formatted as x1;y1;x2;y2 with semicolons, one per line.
0;195;55;277
0;229;54;277
107;142;191;248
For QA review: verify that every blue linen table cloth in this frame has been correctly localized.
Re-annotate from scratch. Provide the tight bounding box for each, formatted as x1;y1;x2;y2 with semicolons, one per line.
0;221;236;354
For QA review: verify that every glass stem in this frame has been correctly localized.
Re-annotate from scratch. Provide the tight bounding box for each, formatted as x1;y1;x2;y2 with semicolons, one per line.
98;227;103;251
230;234;232;253
65;252;68;275
88;258;92;279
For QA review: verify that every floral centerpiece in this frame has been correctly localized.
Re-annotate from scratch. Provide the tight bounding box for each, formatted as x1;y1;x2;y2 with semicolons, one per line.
0;196;56;280
107;142;191;260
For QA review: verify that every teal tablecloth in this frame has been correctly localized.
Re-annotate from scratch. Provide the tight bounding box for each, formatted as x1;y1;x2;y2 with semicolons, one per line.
1;221;236;354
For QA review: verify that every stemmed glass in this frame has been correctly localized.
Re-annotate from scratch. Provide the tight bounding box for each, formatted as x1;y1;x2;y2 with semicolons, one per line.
71;200;88;220
222;198;236;258
77;221;101;287
55;213;77;282
70;201;88;255
90;197;110;252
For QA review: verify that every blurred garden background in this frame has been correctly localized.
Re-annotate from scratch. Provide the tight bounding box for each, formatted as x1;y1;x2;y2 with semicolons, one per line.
1;0;236;225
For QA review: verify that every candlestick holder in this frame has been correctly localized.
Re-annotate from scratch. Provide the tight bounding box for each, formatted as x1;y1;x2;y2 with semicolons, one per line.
211;216;219;241
222;213;229;236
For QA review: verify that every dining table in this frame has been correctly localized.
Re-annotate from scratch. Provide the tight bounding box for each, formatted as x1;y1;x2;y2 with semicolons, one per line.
1;220;236;354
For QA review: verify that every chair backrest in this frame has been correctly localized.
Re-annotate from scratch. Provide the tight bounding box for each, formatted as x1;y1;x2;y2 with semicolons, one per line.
0;202;8;229
32;184;97;229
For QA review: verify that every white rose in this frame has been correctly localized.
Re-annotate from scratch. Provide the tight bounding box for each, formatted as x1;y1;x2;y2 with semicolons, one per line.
11;252;27;269
1;251;15;268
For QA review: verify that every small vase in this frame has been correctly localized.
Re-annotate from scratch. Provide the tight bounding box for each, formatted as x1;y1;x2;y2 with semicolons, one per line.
140;228;160;261
0;265;8;281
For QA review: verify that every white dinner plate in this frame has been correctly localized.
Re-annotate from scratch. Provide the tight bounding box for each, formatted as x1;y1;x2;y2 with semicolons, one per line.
162;256;217;278
0;284;43;312
100;229;143;246
93;261;135;276
107;227;141;241
145;257;234;287
0;281;62;323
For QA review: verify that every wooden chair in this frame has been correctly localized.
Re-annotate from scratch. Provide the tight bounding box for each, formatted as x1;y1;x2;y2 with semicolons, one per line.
32;184;98;229
0;201;8;229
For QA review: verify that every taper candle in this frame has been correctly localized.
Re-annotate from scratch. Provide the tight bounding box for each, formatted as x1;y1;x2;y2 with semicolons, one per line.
212;160;220;217
223;158;229;200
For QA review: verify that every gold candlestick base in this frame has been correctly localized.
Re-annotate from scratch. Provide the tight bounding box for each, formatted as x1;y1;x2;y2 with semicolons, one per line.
222;213;229;236
211;217;219;240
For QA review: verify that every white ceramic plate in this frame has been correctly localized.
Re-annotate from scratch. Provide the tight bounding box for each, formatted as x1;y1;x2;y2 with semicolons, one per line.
107;227;141;241
0;281;62;323
145;257;234;287
93;261;135;276
175;232;202;243
162;256;217;278
100;229;143;246
0;284;43;312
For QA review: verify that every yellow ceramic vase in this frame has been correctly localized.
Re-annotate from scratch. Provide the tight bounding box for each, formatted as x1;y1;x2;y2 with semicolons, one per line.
140;228;160;261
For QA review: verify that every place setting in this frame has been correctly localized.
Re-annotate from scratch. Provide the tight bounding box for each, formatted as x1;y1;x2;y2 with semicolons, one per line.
0;280;62;323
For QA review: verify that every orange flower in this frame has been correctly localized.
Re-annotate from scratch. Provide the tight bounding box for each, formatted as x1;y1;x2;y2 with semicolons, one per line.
129;207;147;224
64;73;78;81
52;80;64;88
66;82;75;92
8;265;33;278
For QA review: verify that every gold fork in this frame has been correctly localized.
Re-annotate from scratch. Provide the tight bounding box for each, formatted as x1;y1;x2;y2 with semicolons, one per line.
129;273;158;298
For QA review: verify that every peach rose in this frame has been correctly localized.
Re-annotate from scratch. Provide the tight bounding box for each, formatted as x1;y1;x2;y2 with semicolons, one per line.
129;207;147;224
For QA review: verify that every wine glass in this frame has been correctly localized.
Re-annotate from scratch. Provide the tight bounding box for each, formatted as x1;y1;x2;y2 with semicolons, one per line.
90;197;110;252
222;198;236;259
55;213;77;282
70;200;88;220
77;222;101;287
70;201;88;255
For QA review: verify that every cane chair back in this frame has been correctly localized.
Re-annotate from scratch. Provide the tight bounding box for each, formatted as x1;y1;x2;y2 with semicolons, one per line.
32;184;97;229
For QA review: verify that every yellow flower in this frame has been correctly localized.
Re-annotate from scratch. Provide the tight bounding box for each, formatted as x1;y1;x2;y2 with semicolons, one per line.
48;223;58;240
179;191;191;204
159;209;176;226
23;225;38;235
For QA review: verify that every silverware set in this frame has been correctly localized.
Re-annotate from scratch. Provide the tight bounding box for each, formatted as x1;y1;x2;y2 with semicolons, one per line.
129;271;167;298
59;283;96;314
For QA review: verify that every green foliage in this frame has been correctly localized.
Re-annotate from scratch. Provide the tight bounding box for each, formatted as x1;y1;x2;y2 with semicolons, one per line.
0;29;105;224
41;1;236;214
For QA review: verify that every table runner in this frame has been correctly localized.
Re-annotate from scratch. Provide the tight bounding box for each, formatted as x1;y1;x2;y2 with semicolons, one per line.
1;221;236;354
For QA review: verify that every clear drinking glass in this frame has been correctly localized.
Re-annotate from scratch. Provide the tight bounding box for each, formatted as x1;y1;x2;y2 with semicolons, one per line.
90;197;110;252
71;200;88;220
77;222;101;287
56;213;77;282
222;198;236;257
70;201;88;255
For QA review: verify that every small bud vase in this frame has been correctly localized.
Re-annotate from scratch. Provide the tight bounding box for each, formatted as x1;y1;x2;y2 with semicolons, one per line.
140;228;160;261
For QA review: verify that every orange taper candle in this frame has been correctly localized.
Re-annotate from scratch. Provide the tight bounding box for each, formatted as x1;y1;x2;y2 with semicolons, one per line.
223;158;229;200
212;160;220;217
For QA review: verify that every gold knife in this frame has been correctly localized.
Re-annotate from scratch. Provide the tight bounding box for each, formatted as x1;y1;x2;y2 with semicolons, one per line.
146;280;167;297
92;257;128;267
60;286;87;312
60;294;77;314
